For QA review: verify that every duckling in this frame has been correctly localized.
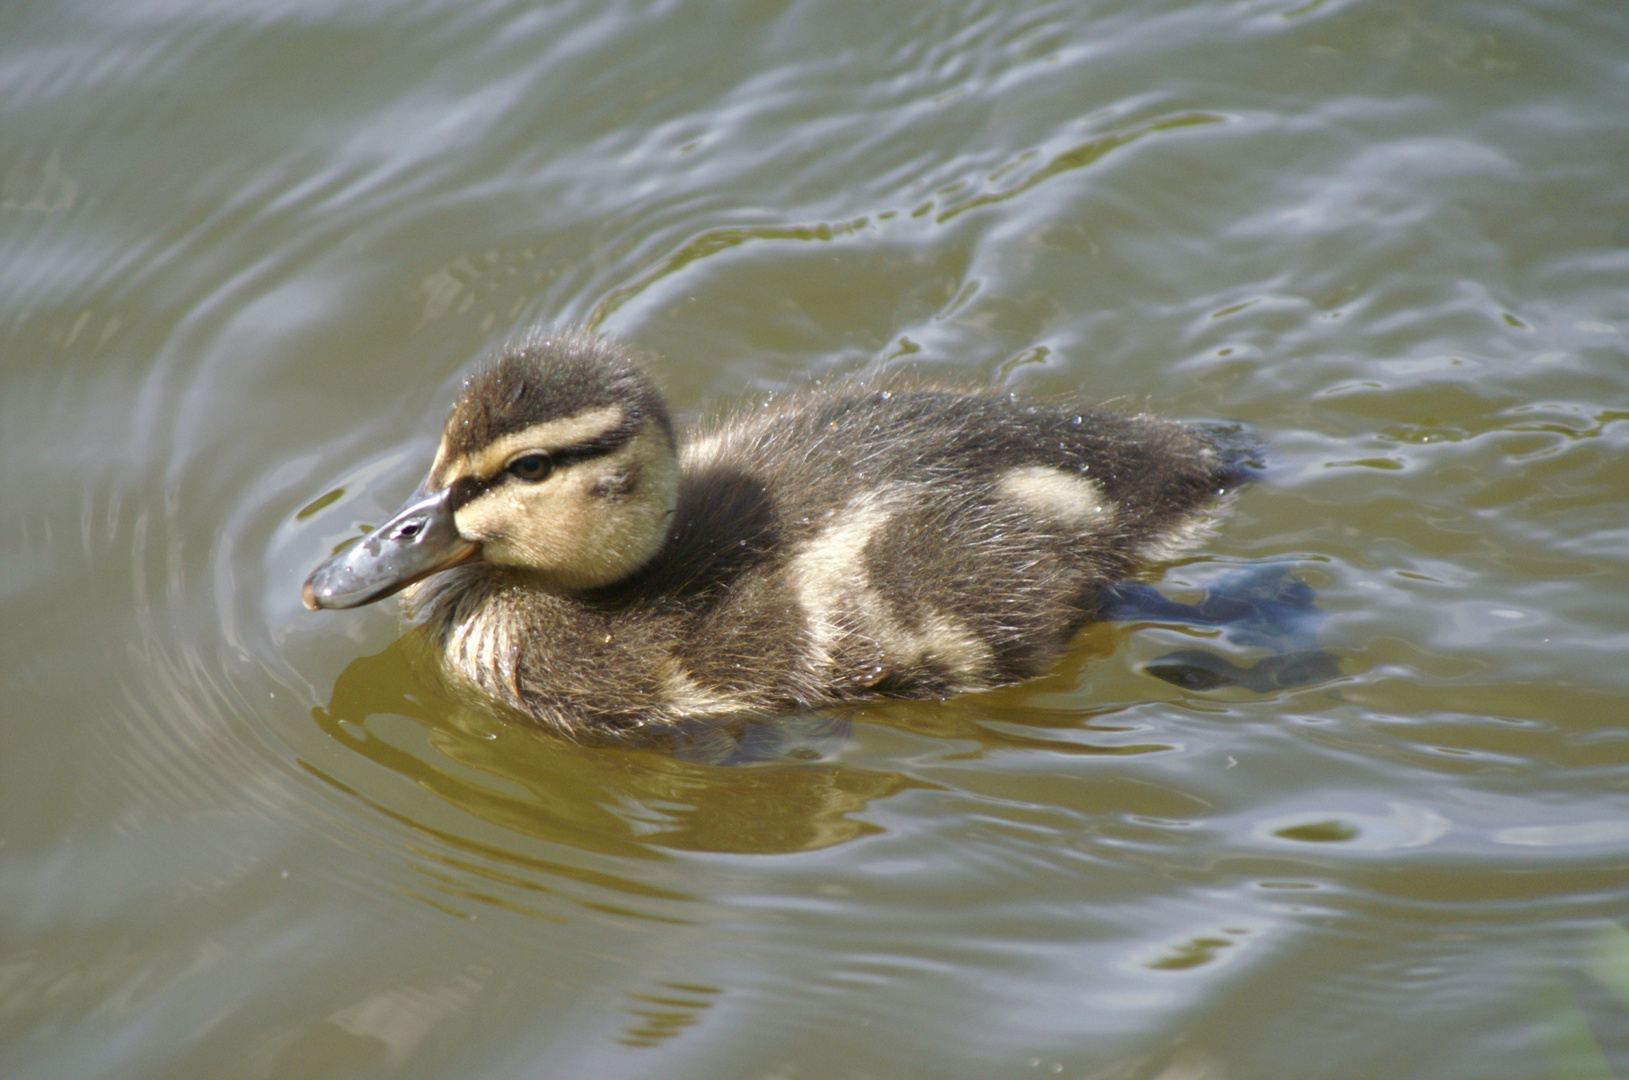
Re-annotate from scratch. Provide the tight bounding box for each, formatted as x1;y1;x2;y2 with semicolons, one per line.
303;330;1247;739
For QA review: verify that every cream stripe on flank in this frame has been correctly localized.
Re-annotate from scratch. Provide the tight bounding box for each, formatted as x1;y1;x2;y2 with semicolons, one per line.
789;489;895;662
790;488;992;681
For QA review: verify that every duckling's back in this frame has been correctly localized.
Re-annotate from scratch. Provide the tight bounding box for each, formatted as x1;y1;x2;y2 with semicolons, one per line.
571;384;1247;728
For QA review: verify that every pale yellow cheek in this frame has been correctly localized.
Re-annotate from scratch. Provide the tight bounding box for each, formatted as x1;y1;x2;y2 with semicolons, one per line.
451;431;679;590
457;482;590;568
455;490;525;550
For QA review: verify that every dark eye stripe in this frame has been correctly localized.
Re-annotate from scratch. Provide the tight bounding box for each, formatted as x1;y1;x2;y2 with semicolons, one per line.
448;413;645;509
550;419;637;467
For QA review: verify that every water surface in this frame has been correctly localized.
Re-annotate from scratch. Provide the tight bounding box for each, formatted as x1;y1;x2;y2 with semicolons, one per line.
4;1;1628;1078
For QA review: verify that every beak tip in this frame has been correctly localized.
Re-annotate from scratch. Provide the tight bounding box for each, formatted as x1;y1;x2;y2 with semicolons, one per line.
301;488;472;613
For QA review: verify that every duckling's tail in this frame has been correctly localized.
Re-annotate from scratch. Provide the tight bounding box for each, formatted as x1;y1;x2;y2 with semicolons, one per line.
1193;421;1265;491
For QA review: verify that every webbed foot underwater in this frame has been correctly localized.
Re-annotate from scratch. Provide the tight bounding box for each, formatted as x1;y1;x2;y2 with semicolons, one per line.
303;330;1250;738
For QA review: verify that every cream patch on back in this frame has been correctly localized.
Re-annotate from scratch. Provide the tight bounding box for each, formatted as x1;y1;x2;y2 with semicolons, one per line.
999;465;1113;525
678;429;734;471
679;408;781;473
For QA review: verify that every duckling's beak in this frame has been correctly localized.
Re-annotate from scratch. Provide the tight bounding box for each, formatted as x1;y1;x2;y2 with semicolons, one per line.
302;487;479;611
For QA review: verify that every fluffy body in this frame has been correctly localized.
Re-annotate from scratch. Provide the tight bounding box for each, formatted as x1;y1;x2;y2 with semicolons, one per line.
380;335;1243;738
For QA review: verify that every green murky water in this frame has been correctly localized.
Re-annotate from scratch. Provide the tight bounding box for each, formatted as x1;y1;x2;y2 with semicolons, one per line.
5;1;1627;1077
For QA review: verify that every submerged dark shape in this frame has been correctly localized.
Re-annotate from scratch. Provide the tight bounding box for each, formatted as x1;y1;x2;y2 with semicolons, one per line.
303;330;1250;739
1100;563;1337;691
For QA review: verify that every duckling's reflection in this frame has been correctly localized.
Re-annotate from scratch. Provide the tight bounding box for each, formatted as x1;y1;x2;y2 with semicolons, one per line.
310;637;929;861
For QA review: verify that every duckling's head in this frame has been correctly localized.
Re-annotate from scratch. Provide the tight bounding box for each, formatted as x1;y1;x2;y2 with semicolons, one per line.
303;332;678;610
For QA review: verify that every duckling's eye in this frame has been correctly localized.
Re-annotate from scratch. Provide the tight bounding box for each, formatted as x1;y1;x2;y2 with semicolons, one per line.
508;453;554;482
